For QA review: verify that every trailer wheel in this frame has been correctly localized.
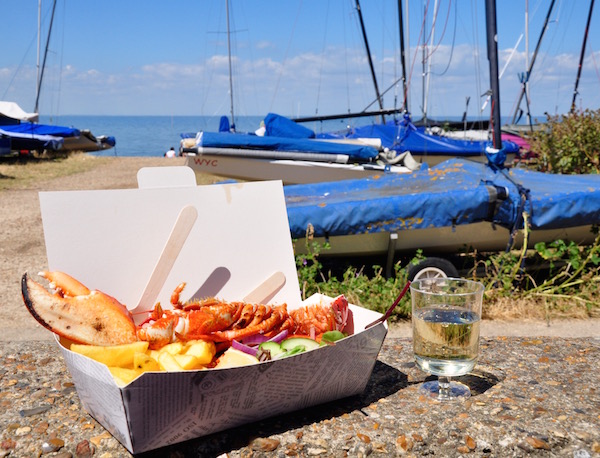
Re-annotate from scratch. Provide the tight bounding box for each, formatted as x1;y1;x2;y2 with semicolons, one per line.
407;257;459;281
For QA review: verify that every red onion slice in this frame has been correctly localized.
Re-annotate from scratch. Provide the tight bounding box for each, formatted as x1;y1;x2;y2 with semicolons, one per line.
241;329;289;346
231;339;258;357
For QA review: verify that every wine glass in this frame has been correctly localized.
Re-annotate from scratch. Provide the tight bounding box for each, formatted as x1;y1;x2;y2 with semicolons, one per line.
410;277;484;401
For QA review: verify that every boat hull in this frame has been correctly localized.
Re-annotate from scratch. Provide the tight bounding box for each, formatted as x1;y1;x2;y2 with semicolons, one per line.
61;132;115;153
293;221;596;258
409;152;516;167
185;152;413;184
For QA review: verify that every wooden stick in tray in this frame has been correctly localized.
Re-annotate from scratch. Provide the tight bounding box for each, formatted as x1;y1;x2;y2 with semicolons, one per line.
131;205;198;322
244;271;286;304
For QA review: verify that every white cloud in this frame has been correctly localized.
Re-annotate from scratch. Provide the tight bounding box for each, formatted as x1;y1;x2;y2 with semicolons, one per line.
3;39;598;117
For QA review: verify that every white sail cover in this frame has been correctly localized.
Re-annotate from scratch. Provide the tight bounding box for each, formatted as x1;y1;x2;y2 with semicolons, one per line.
0;101;39;122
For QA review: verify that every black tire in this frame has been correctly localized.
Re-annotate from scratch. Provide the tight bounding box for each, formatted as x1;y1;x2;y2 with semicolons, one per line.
407;257;459;282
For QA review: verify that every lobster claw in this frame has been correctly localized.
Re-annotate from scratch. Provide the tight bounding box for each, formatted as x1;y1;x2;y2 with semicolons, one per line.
21;272;137;346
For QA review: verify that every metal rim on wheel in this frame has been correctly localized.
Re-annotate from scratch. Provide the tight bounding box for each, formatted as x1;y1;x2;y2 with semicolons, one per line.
407;257;460;282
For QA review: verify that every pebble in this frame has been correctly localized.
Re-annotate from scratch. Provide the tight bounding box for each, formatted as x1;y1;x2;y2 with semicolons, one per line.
15;426;32;436
75;440;95;457
20;406;52;417
42;438;65;453
249;437;280;452
525;436;551;450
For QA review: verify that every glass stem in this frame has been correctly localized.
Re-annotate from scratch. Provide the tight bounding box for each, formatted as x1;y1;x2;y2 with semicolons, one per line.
438;376;451;399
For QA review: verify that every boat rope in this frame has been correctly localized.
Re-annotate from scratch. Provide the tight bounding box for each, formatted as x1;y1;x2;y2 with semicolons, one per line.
268;1;303;114
430;0;457;77
2;33;37;101
313;0;332;118
406;1;429;100
423;0;454;66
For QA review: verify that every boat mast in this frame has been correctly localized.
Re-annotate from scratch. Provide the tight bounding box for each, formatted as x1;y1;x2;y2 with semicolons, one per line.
34;0;58;114
36;0;41;108
510;0;556;124
485;0;502;149
226;0;235;131
571;0;595;113
355;0;385;123
525;0;529;124
397;0;409;112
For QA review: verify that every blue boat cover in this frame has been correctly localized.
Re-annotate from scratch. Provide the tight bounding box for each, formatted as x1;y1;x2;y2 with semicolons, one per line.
0;127;64;151
317;114;520;157
284;159;600;239
264;113;315;138
219;116;231;132
0;122;80;138
198;131;379;161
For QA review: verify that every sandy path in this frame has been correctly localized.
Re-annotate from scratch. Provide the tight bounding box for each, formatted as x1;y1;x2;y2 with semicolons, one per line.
0;157;187;341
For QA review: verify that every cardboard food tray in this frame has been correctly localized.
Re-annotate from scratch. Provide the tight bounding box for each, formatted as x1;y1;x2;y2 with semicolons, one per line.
38;167;388;454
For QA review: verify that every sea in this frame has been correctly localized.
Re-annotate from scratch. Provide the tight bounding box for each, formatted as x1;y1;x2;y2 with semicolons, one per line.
37;114;359;158
38;114;522;158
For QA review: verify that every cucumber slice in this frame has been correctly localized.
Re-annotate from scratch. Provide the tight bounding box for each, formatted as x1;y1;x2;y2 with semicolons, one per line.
258;341;286;358
280;337;320;352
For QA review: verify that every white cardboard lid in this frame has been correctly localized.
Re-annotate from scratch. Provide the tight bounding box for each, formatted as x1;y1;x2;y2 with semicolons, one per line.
38;173;300;314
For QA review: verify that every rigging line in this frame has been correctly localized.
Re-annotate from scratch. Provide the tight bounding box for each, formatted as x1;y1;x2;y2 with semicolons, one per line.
53;0;66;121
406;0;429;97
590;45;600;84
482;34;524;112
362;76;405;112
226;0;235;127
35;0;58;114
203;4;225;116
571;0;595;112
423;0;453;61
468;0;486;124
342;1;352;114
314;0;332;115
2;31;38;100
421;0;439;57
269;0;303;113
237;1;260;118
430;0;457;77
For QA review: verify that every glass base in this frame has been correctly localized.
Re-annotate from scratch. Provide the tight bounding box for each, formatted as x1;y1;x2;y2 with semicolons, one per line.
419;379;471;401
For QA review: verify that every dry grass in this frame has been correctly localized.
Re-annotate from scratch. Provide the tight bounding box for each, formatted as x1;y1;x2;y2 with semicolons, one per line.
0;153;112;190
483;292;599;321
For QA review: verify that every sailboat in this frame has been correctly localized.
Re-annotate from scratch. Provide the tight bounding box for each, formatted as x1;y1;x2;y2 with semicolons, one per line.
0;101;63;155
182;0;520;184
0;0;115;157
281;0;600;280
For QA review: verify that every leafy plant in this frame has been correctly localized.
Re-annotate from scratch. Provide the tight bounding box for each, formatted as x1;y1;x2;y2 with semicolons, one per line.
527;109;600;174
295;226;600;322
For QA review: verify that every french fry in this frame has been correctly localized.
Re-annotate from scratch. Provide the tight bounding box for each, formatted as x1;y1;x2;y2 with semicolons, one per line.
157;351;185;372
160;342;185;355
70;341;149;368
133;352;160;372
184;340;216;365
71;337;218;386
109;367;143;387
173;354;203;370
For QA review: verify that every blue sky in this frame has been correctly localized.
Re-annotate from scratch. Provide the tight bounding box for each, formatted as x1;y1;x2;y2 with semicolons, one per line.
1;0;598;121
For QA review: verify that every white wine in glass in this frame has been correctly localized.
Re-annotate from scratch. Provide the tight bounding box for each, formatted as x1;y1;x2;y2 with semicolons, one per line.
411;278;484;401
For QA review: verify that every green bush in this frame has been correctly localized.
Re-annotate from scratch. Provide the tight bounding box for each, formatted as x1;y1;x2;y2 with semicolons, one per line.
528;109;600;174
294;229;600;322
